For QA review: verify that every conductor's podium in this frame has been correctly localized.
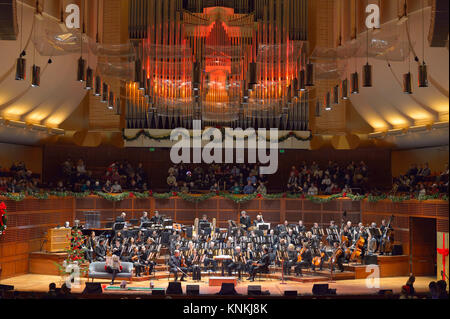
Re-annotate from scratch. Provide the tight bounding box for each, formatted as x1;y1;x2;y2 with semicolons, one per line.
209;276;237;287
45;227;71;252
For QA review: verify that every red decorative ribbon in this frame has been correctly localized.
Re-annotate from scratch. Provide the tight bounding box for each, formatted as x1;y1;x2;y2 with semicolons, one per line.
0;201;6;226
437;233;449;281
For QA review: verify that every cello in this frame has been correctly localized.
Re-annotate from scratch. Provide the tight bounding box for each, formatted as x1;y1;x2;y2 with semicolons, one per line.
350;229;366;263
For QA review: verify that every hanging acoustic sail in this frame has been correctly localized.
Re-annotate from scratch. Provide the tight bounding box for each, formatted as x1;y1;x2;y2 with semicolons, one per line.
77;57;86;82
15;56;26;80
362;62;372;87
306;62;314;86
85;67;93;90
341;78;349;100
351;72;359;94
418;62;428;88
403;72;412;94
31;64;40;87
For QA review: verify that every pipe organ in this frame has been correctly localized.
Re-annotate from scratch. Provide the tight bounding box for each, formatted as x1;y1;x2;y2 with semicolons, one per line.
126;0;310;130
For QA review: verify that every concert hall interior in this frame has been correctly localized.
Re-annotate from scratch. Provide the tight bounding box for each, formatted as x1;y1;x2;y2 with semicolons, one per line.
0;0;448;301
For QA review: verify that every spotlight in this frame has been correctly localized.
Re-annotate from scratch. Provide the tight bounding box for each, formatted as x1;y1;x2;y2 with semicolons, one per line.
101;82;109;103
94;76;102;96
134;59;142;83
315;100;321;117
31;64;41;87
306;62;314;86
403;72;412;94
418;62;428;88
77;57;86;82
85;67;93;90
248;62;257;90
333;85;339;104
325;92;332;111
15;57;26;80
362;63;372;87
139;69;146;91
299;69;306;91
341;79;349;100
351;72;359;94
108;91;115;110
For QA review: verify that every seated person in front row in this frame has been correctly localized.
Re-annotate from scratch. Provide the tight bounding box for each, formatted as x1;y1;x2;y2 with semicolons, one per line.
169;250;188;282
105;254;122;285
248;247;271;282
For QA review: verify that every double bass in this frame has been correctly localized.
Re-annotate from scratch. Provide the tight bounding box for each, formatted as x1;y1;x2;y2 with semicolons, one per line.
380;215;395;254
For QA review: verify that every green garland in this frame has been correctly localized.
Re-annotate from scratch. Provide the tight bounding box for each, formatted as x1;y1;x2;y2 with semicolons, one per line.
123;129;313;143
0;191;448;204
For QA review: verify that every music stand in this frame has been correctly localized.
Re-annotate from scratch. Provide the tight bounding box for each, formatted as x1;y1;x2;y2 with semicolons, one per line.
141;222;153;229
113;222;125;232
257;223;270;231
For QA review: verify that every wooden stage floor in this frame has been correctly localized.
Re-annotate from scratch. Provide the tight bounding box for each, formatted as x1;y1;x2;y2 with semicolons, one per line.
0;274;434;297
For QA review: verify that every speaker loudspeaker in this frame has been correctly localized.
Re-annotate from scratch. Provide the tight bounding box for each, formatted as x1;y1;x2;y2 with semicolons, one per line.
186;285;200;296
284;290;298;296
152;289;166;296
312;284;329;296
83;283;103;294
218;283;238;295
166;282;183;295
248;285;262;296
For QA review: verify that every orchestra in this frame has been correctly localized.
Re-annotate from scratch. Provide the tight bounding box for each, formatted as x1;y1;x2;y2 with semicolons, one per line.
80;210;395;283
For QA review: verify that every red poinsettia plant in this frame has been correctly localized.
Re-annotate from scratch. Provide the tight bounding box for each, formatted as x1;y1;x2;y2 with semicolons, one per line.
0;202;7;236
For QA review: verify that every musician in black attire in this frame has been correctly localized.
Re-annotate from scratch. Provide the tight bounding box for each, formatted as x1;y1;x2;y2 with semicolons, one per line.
169;250;188;281
295;242;312;276
150;211;163;224
239;211;251;230
140;211;150;226
296;220;306;234
94;239;107;261
331;242;345;272
248;247;271;282
130;246;144;277
203;241;218;272
187;249;202;281
112;231;124;244
111;239;122;257
227;246;245;280
283;244;298;276
84;231;96;262
139;246;156;275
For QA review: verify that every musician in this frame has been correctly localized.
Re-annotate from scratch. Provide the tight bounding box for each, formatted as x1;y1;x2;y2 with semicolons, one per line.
150;211;163;224
130;246;143;277
140;246;156;275
248;247;271;282
203;241;218;272
140;211;150;226
331;242;345;272
111;239;122;257
295;242;312;276
311;222;320;235
84;231;96;262
327;220;339;245
267;229;278;247
296;220;306;234
380;219;393;234
115;212;126;223
253;214;264;227
187;248;202;281
227;246;245;280
279;220;290;234
94;238;107;261
239;211;251;230
342;225;353;243
283;244;298;276
112;231;124;244
168;250;188;282
312;242;327;272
